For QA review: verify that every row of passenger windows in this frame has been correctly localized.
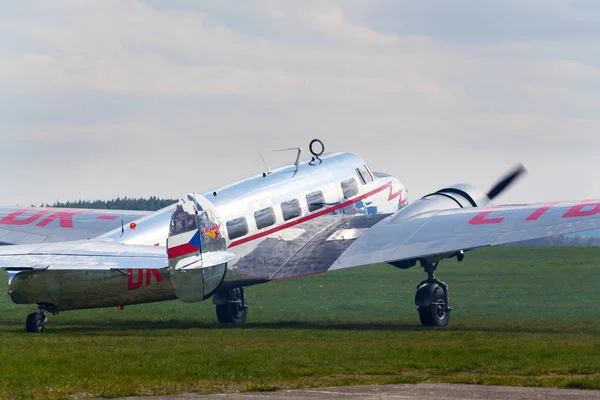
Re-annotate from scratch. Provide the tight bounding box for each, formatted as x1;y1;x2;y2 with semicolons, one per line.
226;166;373;240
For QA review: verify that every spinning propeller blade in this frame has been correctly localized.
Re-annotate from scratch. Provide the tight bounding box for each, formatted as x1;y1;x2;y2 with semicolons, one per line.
487;164;527;200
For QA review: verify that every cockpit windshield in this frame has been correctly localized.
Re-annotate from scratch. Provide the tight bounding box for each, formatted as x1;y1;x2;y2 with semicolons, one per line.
168;194;224;255
169;204;198;236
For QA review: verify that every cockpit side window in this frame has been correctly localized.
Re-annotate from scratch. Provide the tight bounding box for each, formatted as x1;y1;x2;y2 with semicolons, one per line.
364;164;375;180
356;166;373;185
226;217;248;240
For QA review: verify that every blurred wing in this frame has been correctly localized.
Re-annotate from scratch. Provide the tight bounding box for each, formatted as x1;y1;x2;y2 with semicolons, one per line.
0;207;151;245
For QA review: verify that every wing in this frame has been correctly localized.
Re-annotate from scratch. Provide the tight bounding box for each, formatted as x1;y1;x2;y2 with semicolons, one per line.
332;200;600;271
230;200;600;280
0;240;167;270
0;239;235;271
0;207;150;245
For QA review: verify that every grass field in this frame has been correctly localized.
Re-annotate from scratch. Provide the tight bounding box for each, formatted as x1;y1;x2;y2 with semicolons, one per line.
2;247;600;399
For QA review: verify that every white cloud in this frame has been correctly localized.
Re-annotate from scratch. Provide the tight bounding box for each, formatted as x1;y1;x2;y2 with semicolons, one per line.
0;0;598;205
310;7;399;45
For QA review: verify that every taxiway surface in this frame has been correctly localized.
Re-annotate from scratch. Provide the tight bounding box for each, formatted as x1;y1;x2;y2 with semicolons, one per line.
106;383;600;399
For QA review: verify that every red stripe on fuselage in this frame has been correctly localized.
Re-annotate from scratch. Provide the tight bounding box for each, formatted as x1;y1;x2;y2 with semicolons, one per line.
229;181;398;248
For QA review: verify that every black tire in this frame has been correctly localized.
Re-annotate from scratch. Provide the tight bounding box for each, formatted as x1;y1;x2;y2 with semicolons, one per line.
216;288;247;325
418;287;449;327
25;312;45;333
216;303;247;325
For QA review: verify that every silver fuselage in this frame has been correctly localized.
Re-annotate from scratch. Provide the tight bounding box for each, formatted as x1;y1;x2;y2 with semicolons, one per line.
8;152;406;311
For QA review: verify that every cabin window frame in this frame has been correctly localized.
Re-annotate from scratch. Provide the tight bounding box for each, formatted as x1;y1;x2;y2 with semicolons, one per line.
226;217;248;240
306;190;325;213
254;207;276;230
281;198;302;221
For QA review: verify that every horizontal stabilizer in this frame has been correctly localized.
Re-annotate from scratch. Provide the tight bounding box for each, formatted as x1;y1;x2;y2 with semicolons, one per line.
0;240;167;271
172;251;236;271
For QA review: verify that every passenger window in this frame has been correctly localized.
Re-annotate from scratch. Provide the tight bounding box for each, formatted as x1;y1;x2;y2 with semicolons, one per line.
254;207;275;230
226;217;248;240
281;199;301;221
306;191;325;212
341;178;358;199
356;166;373;185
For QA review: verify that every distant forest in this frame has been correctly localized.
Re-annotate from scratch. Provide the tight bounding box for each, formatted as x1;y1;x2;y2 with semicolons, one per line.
38;197;177;211
514;235;600;247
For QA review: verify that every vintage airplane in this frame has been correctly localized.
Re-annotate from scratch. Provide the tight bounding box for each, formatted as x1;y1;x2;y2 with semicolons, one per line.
2;139;600;333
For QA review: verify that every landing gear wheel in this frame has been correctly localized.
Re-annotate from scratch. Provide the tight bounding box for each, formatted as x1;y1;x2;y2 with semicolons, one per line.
216;287;247;325
415;261;451;327
25;312;46;333
418;287;450;327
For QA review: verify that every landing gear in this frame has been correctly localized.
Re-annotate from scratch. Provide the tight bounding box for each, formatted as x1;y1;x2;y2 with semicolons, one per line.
214;287;248;325
415;261;451;327
25;312;46;333
25;303;57;333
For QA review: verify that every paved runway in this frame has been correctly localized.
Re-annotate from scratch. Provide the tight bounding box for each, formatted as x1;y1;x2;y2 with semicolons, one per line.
107;383;600;400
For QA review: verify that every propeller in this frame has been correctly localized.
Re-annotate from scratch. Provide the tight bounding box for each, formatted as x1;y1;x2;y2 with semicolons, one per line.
487;164;527;200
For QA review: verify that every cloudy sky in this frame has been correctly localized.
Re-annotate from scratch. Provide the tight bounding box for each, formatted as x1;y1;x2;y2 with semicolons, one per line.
1;0;599;206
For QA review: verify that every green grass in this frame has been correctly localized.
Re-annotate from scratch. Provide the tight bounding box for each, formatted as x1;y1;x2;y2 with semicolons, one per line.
2;247;600;399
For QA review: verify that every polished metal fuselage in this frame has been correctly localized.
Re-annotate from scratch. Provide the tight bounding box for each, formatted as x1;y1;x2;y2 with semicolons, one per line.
7;152;406;311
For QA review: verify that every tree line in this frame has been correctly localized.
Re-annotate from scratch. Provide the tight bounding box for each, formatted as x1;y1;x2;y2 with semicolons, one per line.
35;196;177;211
514;235;600;247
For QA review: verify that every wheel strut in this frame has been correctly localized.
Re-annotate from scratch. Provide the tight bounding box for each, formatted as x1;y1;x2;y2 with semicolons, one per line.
417;261;452;314
25;303;58;333
415;261;452;327
214;287;248;325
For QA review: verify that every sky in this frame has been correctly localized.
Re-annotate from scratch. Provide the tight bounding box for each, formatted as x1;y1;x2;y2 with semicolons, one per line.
0;0;599;206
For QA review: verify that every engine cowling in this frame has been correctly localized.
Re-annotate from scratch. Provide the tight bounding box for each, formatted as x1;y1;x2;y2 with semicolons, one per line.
424;183;492;209
390;183;491;224
388;183;490;269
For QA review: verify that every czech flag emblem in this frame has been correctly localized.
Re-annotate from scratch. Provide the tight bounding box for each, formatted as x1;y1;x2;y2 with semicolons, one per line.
167;230;201;260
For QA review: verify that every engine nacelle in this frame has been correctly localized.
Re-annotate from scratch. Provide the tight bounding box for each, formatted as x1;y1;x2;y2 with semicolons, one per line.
424;183;492;209
388;183;489;269
390;183;491;224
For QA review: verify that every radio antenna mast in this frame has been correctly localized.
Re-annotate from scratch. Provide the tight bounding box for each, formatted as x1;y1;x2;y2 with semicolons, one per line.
273;147;303;172
258;151;272;176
